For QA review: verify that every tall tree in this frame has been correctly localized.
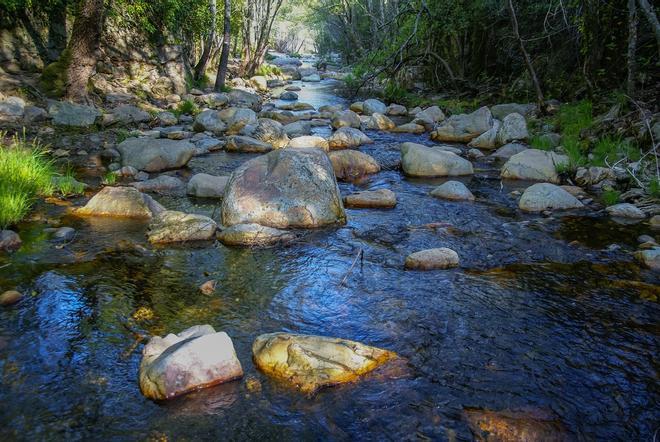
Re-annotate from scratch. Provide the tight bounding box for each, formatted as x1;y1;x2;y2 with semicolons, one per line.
627;0;638;96
194;0;217;81
214;0;231;91
64;0;105;103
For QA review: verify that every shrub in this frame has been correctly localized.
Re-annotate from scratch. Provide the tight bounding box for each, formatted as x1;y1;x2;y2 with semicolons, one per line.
601;189;621;206
0;134;55;228
254;64;281;77
383;81;408;104
559;101;592;139
102;170;117;185
174;99;198;117
53;165;85;197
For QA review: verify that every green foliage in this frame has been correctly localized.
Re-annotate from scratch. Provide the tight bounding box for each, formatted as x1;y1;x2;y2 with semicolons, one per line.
115;128;131;144
253;64;281;77
437;98;479;115
561;137;588;171
102;171;117;185
39;49;70;98
186;73;211;91
601;189;621;206
174;99;198;116
591;136;640;167
0;134;55;228
52;166;85;197
648;179;660;198
558;101;593;139
530;134;554;151
382;81;408;105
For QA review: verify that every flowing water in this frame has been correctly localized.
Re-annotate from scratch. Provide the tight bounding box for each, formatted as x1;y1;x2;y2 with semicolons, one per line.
1;80;659;441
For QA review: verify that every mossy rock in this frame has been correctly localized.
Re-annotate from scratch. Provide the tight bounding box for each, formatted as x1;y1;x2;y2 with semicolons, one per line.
39;50;70;98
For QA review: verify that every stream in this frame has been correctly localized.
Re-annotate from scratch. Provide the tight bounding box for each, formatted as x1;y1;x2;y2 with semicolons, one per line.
1;79;659;441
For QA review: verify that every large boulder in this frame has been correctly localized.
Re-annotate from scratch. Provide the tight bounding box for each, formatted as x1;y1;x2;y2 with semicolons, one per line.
250;75;268;91
400;142;474;177
225;135;272;153
412;106;446;129
605;203;646;219
228;89;261;111
464;408;568;442
202;92;229;108
187;173;229;198
283;121;312;137
518;183;584;212
193;110;226;134
147;210;217;243
48;101;101;127
496;112;528;145
362;113;396;131
221;107;258;134
501;149;568;183
491;143;528;160
75;186;164;219
386;103;407;116
405;248;460;270
139;325;243;400
328;150;380;180
491;103;536;120
244;118;289;148
430;106;492;143
343;189;396;208
430;181;475;201
467;120;501;150
288;135;329;151
221;148;346;228
331;110;361;129
362;98;387;116
252;332;397;394
217;223;295;247
110;105;151;125
328;127;373;149
117;138;195;172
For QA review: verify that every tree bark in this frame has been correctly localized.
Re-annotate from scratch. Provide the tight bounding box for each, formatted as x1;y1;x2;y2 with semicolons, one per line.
194;0;217;81
507;0;544;111
64;0;105;104
637;0;660;54
627;0;638;96
214;0;231;91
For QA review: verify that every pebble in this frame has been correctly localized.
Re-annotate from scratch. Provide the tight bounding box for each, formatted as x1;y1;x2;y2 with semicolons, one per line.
199;280;218;295
0;290;22;306
638;235;655;244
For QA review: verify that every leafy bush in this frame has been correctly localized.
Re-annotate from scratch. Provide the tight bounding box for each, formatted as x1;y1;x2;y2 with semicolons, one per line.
648;179;660;198
559;101;592;139
601;189;621;206
0;134;55;228
174;99;199;117
102;170;117;185
561;138;588;171
254;64;281;77
383;81;408;104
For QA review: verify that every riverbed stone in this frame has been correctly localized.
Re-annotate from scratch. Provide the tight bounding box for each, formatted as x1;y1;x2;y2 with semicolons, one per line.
328;127;373;149
222;108;258;134
332;110;361;129
405;248;460;270
430;181;475;201
225;135;272;153
606;203;646;219
497;112;528;145
635;248;660;271
187;173;229;198
400;142;474;177
501;149;568;183
413;106;446;129
117;138;195;172
217;223;295;247
575;166;615;186
491;143;528;160
283;121;312;137
430;106;492;142
48;101;101;127
518;183;584;212
110;105;151;125
0;290;22;306
157;111;178;126
221;148;346;228
343;189;396;208
464;407;568;442
468;120;501;150
328;150;380;180
139;325;243;400
228;89;261;111
244;118;289;148
0;96;25;120
491;102;537;120
280;91;298;101
362;113;396;131
287;135;329;151
0;230;22;252
386;103;407;116
252;332;397;394
250;75;268;91
193;110;226;134
147;210;217;243
350;102;364;113
202;92;229;108
75;186;165;219
391;122;426;134
130;175;184;194
301;74;321;82
362;99;387;116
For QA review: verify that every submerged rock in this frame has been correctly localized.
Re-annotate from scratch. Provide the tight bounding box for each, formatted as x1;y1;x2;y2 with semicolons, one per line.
464;407;568;442
328;127;373;149
117;138;195;172
501;149;568;183
221;148;346;229
187;173;229;198
147;210;217;243
518;183;584;212
329;150;380;180
217;223;295;247
252;332;397;394
139;325;243;400
48;101;101;127
75;186;164;219
430;181;475;201
400;142;473;177
405;248;460;270
605;203;646;219
343;189;396;208
0;230;22;252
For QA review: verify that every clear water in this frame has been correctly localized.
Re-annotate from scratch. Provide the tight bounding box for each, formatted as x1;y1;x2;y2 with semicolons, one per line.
1;80;658;441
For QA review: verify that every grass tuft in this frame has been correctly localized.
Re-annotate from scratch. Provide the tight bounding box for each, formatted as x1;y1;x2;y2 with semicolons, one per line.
601;189;621;206
174;99;199;117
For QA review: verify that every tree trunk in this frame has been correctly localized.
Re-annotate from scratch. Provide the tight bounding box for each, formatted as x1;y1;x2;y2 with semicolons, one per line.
637;0;660;56
627;0;638;96
507;0;544;111
64;0;105;104
214;0;231;91
194;0;217;81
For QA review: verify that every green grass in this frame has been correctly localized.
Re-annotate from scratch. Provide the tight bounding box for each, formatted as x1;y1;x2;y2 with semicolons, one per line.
558;100;593;139
115;128;131;144
186;73;211;91
649;179;660;198
52;165;85;197
253;64;281;77
437;98;479;115
530;134;554;151
591;136;640;167
0;134;55;228
174;99;199;117
601;189;621;206
102;170;117;185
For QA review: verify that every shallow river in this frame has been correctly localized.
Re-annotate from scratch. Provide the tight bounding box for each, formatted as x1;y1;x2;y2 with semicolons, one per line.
1;80;658;441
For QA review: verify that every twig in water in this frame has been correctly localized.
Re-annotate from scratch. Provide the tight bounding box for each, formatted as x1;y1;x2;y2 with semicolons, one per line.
339;248;364;287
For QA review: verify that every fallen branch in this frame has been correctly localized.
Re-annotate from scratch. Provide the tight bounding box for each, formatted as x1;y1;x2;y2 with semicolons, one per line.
339;248;364;287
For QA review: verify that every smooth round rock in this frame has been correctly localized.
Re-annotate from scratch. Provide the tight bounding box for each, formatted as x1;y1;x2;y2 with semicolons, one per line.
405;248;460;270
430;181;475;201
0;290;22;306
